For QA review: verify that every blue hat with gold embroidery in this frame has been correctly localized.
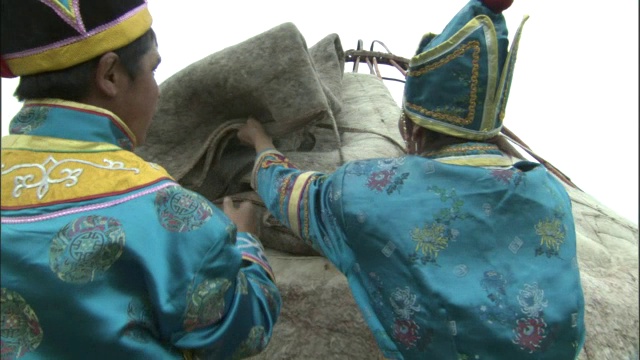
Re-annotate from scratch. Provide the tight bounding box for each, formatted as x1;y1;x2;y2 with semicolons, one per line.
1;0;152;78
403;0;528;140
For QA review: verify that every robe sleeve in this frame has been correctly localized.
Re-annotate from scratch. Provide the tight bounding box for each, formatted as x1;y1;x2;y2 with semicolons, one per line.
147;186;281;359
250;148;352;272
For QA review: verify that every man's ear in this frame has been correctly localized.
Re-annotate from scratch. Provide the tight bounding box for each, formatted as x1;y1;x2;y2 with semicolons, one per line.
94;52;122;98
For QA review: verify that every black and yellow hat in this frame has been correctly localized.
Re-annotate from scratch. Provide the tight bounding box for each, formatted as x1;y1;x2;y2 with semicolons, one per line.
403;0;528;140
1;0;152;78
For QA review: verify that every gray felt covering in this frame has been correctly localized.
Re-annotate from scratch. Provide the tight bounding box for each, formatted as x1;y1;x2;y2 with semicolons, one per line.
135;22;344;190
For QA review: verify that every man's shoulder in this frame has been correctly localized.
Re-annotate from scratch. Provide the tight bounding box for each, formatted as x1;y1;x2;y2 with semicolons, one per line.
1;137;174;211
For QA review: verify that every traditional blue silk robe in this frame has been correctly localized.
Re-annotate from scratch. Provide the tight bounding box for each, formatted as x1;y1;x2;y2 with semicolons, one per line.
252;144;585;359
1;99;281;359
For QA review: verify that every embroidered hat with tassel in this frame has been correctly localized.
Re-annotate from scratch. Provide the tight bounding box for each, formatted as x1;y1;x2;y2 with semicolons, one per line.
1;0;153;78
402;0;528;140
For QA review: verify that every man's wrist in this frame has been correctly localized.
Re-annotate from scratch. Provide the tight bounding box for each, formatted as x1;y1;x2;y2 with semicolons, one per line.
255;137;275;153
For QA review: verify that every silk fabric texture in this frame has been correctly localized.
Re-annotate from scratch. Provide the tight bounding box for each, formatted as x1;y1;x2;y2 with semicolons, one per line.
1;99;281;359
252;145;585;360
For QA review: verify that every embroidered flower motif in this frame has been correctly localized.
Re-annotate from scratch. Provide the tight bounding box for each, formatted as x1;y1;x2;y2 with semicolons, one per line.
366;167;409;195
390;287;421;320
491;169;513;184
9;106;49;134
386;172;409;194
183;278;232;332
346;160;374;177
517;283;548;318
155;187;213;232
428;186;468;223
478;270;519;326
0;288;43;358
367;169;394;192
377;157;406;170
411;223;449;262
491;168;523;187
393;318;421;349
534;217;565;257
512;317;547;353
409;187;468;265
49;215;125;284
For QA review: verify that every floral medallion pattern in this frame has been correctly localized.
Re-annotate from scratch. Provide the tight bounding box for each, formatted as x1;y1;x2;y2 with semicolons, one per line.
155;187;213;232
0;288;43;359
49;215;125;284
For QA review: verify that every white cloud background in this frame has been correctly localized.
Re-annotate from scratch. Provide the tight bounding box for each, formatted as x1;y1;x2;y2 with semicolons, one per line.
2;0;638;224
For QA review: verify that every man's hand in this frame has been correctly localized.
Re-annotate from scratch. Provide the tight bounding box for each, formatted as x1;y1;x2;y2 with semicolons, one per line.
223;196;259;236
237;116;275;153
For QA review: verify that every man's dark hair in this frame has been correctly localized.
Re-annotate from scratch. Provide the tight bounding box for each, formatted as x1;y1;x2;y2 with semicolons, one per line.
14;28;157;102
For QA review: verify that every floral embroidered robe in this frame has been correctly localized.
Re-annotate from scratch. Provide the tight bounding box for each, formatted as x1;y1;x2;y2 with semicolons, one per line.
252;144;585;360
1;99;281;360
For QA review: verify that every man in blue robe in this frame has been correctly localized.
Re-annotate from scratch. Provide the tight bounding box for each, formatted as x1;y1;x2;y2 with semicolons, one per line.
1;1;280;359
237;0;585;358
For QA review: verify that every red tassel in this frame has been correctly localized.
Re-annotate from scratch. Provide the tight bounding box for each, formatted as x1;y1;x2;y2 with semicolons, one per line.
481;0;514;13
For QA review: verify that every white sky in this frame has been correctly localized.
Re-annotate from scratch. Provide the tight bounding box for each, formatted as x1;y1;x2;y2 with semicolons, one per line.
2;0;638;225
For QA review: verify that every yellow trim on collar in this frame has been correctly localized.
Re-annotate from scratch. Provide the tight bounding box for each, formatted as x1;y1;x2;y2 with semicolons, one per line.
2;135;121;152
5;7;152;76
2;135;122;152
435;155;515;167
1;144;173;209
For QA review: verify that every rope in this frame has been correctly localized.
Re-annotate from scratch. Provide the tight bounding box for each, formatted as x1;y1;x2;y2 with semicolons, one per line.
500;127;581;190
315;123;406;153
325;108;346;166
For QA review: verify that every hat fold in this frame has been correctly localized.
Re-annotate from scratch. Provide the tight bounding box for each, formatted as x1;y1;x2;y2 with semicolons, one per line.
403;0;527;140
493;15;530;125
